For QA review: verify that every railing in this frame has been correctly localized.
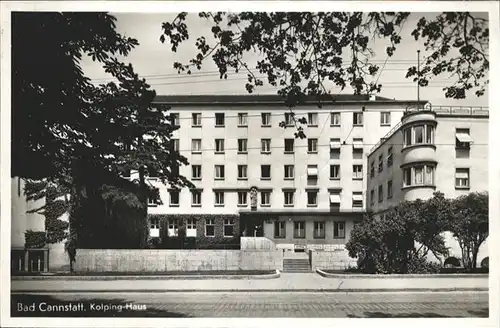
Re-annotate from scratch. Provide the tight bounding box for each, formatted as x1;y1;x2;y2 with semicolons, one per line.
406;104;489;116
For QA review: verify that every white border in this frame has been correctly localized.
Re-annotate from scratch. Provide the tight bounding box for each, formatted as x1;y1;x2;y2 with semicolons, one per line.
1;1;499;328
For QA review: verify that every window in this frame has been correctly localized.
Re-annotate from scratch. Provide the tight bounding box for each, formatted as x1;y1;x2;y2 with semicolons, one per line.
215;113;225;126
168;219;178;236
378;154;383;173
149;218;160;229
307;138;318;153
404;124;435;147
274;221;286;238
425;165;434;185
172;139;179;152
148;197;157;206
353;112;363;125
314;221;326;239
238;192;248;206
205;218;215;237
403;168;412;186
330;164;340;179
388;180;393;199
353;192;363;208
192;113;202;126
403;165;435;187
284;191;295;206
370;161;375;178
186;218;196;237
284;165;294;179
223;219;234;237
334;221;345;238
192;139;202;153
261;112;271;126
186;218;196;230
215;139;225;153
330;138;341;151
214;191;225;206
284;139;295;153
387;147;393;167
426;125;434;144
284;112;294;126
261;139;271;153
191;190;202;206
330;192;341;209
370;189;375;205
414;125;424;144
380;112;391;125
307;190;318;206
352;138;364;151
215;165;225;180
169;190;180;206
404;128;412;147
378;185;383;203
238;113;248;126
238;139;248;153
331;112;341;126
308;112;318;126
353;165;363;179
455;168;470;188
307;165;318;180
294;221;305;238
261;165;271;180
414;166;424;184
170;113;180;126
456;128;472;149
192;165;202;180
238;165;248;180
260;191;271;206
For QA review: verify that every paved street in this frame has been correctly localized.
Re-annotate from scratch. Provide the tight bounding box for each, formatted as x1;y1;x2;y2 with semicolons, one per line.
11;291;488;317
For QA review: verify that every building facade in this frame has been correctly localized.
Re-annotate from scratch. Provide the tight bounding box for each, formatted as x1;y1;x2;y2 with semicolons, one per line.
146;94;425;252
366;105;489;263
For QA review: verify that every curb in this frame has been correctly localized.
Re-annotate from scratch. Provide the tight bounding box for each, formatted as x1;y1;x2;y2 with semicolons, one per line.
316;268;490;279
11;288;488;294
11;270;281;281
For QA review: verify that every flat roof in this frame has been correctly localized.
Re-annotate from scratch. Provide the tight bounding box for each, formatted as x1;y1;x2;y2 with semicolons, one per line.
152;94;428;106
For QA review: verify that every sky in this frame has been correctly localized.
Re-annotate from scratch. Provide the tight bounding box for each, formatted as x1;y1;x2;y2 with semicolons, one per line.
81;12;490;107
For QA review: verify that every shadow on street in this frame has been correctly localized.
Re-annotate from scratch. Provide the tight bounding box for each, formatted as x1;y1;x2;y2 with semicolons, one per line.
11;294;190;317
347;308;489;318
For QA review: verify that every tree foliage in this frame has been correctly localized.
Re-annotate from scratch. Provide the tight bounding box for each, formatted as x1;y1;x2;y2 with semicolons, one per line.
448;191;488;269
13;13;196;255
160;12;488;115
12;12;193;199
346;192;450;274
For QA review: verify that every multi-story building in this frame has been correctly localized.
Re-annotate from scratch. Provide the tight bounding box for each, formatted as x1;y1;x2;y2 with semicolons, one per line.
366;104;489;263
147;94;425;252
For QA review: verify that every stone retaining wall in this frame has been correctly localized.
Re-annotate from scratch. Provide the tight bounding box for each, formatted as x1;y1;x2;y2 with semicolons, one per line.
74;249;283;272
310;250;357;270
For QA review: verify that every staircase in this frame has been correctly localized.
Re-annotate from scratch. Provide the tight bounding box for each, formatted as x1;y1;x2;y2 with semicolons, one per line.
283;258;311;273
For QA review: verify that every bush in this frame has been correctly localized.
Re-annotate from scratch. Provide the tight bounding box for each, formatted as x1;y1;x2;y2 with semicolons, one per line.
444;256;462;268
407;256;441;274
481;257;489;268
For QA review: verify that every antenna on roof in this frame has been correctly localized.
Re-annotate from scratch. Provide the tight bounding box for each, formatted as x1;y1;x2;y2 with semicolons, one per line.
417;50;421;109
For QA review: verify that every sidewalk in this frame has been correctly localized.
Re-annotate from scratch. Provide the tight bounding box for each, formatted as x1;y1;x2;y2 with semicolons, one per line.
11;273;489;293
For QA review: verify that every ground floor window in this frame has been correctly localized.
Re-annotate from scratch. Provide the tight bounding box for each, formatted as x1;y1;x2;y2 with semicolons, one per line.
314;221;325;239
334;221;345;239
205;218;215;237
224;219;235;237
274;221;286;238
294;221;305;238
